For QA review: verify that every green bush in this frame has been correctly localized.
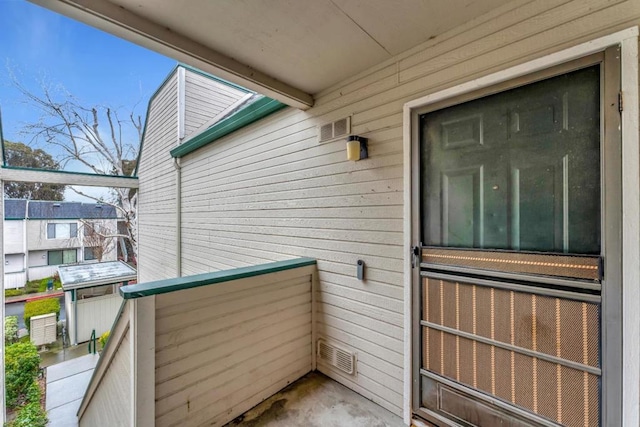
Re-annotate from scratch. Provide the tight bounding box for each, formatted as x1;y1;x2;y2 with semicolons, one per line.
5;342;40;410
99;330;110;350
5;289;25;298
5;316;19;345
6;401;48;427
24;298;60;332
24;280;40;294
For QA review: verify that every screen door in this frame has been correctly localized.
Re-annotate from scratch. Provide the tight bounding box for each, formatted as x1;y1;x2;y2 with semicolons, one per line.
412;47;621;427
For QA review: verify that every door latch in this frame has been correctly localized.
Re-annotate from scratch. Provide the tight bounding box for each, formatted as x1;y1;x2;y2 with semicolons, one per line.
412;245;421;268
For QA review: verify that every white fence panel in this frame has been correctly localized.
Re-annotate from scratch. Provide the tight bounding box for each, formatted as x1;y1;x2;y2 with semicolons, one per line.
4;272;26;289
76;294;123;343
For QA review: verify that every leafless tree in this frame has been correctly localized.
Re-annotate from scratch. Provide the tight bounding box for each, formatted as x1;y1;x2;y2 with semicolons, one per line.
12;75;142;260
81;220;117;262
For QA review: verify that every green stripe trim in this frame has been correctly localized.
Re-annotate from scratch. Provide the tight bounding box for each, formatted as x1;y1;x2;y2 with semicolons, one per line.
177;63;251;93
1;165;139;181
170;97;287;158
120;257;316;299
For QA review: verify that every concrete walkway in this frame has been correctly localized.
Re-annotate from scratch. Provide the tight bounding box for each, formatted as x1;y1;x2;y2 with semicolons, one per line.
46;353;99;427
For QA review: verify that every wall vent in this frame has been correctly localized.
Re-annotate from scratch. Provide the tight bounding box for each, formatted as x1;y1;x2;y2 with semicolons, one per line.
317;339;356;375
318;117;351;143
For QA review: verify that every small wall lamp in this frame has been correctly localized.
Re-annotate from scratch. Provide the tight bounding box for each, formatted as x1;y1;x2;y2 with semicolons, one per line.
346;135;368;161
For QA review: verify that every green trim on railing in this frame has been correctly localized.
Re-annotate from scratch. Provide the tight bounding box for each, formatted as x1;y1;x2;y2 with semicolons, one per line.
120;258;316;299
170;97;287;158
1;165;139;181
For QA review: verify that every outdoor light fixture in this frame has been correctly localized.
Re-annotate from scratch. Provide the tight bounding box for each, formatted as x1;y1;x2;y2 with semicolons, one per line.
346;135;368;161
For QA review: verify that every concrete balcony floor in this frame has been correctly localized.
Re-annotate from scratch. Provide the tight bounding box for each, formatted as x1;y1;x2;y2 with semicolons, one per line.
225;371;405;427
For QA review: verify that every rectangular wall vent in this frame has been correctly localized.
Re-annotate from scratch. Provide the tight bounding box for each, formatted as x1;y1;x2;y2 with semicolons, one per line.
318;117;351;143
317;338;356;375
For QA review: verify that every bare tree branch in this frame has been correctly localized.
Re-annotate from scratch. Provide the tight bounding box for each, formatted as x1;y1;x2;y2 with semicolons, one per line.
10;69;141;260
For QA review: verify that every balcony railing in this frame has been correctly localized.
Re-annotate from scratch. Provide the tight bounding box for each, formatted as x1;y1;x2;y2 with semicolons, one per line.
76;257;317;427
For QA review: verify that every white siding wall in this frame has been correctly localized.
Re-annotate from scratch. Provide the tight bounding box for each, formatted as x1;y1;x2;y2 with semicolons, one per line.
138;0;640;418
4;254;23;273
4;254;25;289
76;294;123;344
3;221;24;254
4;272;26;289
183;70;248;139
27;220;80;250
138;71;180;282
154;266;314;427
79;328;131;427
27;250;47;268
28;265;58;281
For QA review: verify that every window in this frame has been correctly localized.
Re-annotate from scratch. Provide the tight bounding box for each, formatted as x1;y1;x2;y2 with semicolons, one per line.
47;249;77;266
421;65;600;254
47;223;78;239
84;247;96;261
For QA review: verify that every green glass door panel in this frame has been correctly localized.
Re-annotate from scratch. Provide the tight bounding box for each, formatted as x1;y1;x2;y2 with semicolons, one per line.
421;65;600;254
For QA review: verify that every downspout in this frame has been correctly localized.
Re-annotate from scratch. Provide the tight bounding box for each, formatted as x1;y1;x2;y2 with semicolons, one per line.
174;158;182;277
175;67;186;277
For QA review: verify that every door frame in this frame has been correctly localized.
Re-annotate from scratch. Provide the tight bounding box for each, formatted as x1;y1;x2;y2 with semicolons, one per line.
402;27;639;426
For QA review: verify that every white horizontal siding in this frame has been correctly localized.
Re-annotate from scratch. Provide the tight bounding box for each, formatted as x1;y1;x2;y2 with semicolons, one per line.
3;272;25;289
79;329;131;427
138;71;179;282
137;0;640;419
183;70;247;139
4;221;24;254
154;266;314;427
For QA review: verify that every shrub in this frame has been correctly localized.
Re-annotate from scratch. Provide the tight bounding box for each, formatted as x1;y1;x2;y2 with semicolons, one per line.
24;298;60;332
5;289;25;298
5;342;40;409
24;280;40;294
5;316;19;345
6;401;48;427
99;330;110;350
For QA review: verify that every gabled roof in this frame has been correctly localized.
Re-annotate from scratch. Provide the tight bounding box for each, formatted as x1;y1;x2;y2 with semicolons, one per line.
4;199;118;220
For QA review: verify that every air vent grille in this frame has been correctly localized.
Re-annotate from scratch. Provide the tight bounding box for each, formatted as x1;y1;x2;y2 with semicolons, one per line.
317;339;355;375
318;117;351;143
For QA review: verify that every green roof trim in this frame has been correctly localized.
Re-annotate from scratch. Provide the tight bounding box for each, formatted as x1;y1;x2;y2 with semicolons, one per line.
170;96;287;158
120;257;316;299
177;63;251;94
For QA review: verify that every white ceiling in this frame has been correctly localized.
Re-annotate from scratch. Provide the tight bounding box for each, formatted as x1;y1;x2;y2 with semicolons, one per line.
34;0;513;107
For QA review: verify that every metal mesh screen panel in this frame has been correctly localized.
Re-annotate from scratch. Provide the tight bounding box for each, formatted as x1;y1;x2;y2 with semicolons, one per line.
422;277;600;426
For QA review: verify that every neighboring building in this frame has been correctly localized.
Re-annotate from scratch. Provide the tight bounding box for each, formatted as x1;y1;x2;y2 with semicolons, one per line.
3;200;118;288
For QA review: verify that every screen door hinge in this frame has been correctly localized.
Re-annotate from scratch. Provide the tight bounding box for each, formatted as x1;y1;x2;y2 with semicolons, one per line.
618;91;623;113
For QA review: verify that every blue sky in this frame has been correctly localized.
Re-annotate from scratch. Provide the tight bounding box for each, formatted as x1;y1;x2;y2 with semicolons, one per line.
0;0;176;200
0;0;175;152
